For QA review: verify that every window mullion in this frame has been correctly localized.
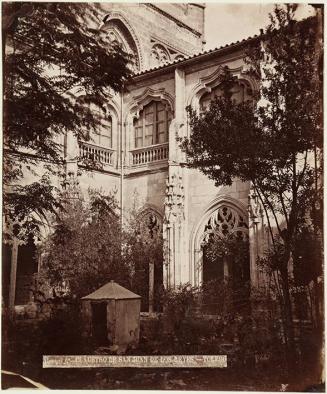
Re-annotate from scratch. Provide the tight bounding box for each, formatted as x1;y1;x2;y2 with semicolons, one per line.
142;110;145;147
165;105;168;143
155;102;158;145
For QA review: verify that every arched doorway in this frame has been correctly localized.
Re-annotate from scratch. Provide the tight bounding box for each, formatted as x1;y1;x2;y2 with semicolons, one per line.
202;204;249;282
193;201;250;313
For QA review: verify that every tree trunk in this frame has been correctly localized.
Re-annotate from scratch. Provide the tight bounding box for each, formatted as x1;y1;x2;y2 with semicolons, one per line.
279;264;297;369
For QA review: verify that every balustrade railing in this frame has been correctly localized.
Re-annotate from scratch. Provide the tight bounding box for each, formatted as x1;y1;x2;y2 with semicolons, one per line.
131;143;169;166
79;142;114;166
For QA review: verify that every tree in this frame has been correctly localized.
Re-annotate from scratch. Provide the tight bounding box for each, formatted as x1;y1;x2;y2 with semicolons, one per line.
123;206;164;312
181;5;322;365
3;3;132;239
40;191;164;308
40;189;130;299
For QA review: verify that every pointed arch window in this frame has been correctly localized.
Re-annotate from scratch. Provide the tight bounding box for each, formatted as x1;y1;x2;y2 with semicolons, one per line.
93;114;112;148
90;104;113;149
202;205;249;243
142;210;162;237
134;101;172;148
200;81;253;111
200;204;249;286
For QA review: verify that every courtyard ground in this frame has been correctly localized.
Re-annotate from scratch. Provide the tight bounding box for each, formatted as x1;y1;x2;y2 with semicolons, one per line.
3;354;324;391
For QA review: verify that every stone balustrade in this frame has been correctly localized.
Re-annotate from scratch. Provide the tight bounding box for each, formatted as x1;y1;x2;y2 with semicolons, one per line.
79;142;114;165
131;143;169;166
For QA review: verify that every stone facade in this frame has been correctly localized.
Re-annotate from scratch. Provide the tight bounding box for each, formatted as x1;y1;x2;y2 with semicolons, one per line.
7;3;267;311
75;3;264;293
97;3;205;71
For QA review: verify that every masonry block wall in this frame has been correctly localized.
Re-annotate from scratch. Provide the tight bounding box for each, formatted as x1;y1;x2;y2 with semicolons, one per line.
124;171;167;215
98;3;204;70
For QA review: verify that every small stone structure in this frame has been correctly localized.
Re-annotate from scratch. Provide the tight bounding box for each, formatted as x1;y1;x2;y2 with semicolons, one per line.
81;281;141;350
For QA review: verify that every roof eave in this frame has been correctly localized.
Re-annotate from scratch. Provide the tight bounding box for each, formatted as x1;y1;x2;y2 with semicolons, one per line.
131;35;260;83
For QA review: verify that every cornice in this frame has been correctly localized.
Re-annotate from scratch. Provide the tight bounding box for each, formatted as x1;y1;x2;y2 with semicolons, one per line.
125;165;168;178
78;164;121;177
144;4;202;38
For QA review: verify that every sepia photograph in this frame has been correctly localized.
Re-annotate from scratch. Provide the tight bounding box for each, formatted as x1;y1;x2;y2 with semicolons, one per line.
2;1;324;390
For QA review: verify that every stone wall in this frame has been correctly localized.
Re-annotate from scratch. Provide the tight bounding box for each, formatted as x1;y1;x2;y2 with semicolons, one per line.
124;170;167;215
78;169;120;201
98;3;204;70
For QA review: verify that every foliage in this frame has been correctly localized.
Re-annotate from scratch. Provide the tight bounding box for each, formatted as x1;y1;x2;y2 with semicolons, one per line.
205;231;250;283
134;281;286;371
161;283;198;331
36;298;87;355
3;2;132;238
40;189;130;299
39;190;165;310
181;4;322;362
123;204;164;311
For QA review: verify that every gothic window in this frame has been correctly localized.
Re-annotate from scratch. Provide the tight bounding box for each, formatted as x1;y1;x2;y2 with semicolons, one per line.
201;205;250;297
90;104;112;149
200;81;253;111
94;115;112;149
101;19;140;71
150;44;170;67
133;101;172;148
107;30;121;46
106;28;138;71
138;209;162;237
203;205;248;242
200;85;224;111
144;211;162;237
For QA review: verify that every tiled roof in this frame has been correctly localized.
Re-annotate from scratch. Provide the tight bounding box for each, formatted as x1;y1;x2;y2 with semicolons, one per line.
82;280;141;300
133;33;260;77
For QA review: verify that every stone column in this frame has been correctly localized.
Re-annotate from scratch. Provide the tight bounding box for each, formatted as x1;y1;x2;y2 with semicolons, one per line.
248;184;266;288
163;172;185;289
162;68;189;289
65;130;79;176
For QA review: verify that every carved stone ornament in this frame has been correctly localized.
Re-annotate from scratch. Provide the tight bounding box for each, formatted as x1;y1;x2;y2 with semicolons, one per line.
248;184;263;224
201;205;249;245
164;174;185;227
150;44;170;67
61;172;81;200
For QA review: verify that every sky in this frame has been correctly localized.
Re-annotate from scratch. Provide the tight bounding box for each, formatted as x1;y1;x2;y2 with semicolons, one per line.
204;3;316;50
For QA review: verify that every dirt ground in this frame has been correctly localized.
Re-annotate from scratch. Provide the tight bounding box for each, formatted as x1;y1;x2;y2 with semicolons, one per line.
22;365;322;391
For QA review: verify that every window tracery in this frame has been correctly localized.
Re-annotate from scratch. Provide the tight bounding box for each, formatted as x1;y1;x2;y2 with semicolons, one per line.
142;211;162;237
150;44;170;67
200;81;253;111
202;205;248;244
200;204;250;293
102;18;140;71
133;100;172;148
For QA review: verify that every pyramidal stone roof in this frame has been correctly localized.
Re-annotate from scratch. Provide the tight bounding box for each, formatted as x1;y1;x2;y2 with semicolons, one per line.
82;281;141;300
